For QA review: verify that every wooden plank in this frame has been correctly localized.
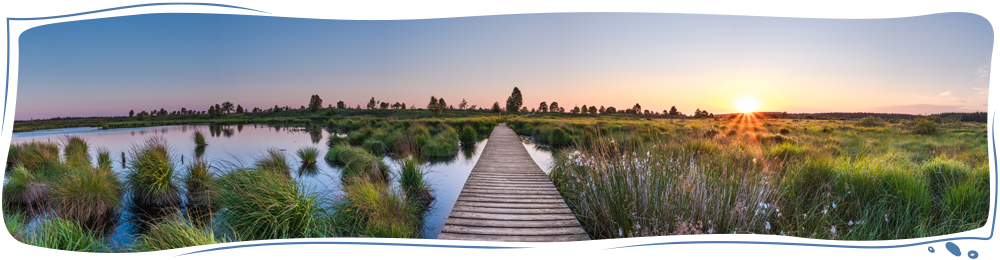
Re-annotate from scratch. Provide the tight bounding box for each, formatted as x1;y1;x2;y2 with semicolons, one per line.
438;232;590;243
440;123;589;242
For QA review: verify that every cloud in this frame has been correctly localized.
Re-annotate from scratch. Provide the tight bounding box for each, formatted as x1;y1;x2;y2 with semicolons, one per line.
973;87;989;95
939;91;951;97
866;104;977;114
976;63;991;82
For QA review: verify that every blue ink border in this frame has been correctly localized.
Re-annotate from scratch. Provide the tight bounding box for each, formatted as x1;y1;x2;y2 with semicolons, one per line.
2;3;994;256
3;3;266;136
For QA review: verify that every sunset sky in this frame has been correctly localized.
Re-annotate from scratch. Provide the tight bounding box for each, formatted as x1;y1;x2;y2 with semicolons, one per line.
14;12;993;120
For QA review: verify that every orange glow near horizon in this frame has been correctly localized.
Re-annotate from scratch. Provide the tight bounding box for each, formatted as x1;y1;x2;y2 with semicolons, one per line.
734;97;761;113
722;112;769;142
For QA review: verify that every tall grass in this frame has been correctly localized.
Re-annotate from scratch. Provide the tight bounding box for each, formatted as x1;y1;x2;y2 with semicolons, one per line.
192;130;207;147
184;159;216;223
8;141;64;180
332;177;422;238
255;148;291;176
215;166;332;241
326;144;388;184
2;165;49;213
297;147;320;165
5;211;27;240
62;136;91;168
95;146;113;170
398;157;433;209
49;167;122;230
125;136;181;214
20;217;108;252
136;215;225;251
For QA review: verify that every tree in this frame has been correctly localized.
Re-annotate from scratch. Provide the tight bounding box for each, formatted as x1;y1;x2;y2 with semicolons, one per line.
221;102;234;114
274;105;281;113
571;106;580;114
137;112;145;121
599;106;605;114
380;102;389;109
236;104;244;113
632;103;642;114
669;106;679;115
129;110;134;117
589;106;597;114
459;99;468;110
491;102;502;113
367;97;377;109
438;98;447;112
159;108;167;116
539;102;548;112
208;106;217;117
505;87;523;113
308;94;323;112
606;106;616;113
401;103;406;110
549;102;559;113
428;96;439;110
337;101;346;109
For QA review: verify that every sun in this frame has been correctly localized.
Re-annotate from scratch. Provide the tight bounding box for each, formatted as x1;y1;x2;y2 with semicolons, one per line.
734;97;760;113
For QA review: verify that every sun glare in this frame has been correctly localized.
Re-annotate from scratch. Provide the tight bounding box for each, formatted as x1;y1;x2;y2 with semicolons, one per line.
734;97;760;113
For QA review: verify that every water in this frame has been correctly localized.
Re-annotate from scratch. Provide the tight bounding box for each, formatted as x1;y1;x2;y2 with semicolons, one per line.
9;124;554;243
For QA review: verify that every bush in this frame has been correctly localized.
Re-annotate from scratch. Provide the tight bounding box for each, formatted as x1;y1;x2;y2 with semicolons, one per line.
856;116;887;127
912;119;938;135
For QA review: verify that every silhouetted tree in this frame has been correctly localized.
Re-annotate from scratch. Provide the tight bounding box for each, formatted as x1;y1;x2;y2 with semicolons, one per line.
221;102;234;114
367;97;377;109
308;94;323;112
549;102;559;113
459;99;468;110
337;101;346;109
606;106;617;113
632;103;642;114
492;102;502;113
539;102;548;112
599;106;605;114
129;110;134;117
505;87;523;113
438;98;447;112
589;106;597;114
208;106;217;117
669;106;679;115
236;104;244;113
380;102;389;109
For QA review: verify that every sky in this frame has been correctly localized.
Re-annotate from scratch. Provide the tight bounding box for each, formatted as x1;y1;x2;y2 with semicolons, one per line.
14;12;993;120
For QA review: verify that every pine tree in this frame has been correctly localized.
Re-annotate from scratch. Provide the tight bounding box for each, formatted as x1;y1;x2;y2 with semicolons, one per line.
505;87;523;113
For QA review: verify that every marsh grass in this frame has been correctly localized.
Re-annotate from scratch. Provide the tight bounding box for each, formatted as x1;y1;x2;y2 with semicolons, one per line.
8;140;64;179
193;131;207;147
136;215;225;251
95;146;113;170
62;136;91;168
398;157;433;209
2;165;49;214
125;136;181;214
21;216;108;252
326;144;388;184
5;211;27;240
184;159;217;223
215;166;332;241
296;147;320;165
49;167;122;231
333;177;422;238
256;148;291;176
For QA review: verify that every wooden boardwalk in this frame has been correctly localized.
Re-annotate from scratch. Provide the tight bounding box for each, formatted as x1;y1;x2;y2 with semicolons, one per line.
438;123;590;242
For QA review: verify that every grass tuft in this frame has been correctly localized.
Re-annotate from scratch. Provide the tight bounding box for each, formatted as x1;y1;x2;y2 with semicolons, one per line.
125;136;181;214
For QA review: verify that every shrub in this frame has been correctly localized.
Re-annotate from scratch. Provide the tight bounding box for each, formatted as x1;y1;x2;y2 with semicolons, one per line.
49;167;122;230
216;167;331;241
912;119;938;135
459;125;477;143
856;116;887;127
125;136;181;214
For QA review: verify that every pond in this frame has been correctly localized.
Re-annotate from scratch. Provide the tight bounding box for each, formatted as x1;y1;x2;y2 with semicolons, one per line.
8;124;555;247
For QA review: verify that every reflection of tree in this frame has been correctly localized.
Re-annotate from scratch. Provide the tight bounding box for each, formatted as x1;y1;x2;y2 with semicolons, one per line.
237;124;244;133
461;142;477;159
222;127;234;138
309;129;322;144
209;125;222;137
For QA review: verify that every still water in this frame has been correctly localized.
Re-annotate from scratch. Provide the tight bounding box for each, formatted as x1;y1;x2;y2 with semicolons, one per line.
9;124;554;245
